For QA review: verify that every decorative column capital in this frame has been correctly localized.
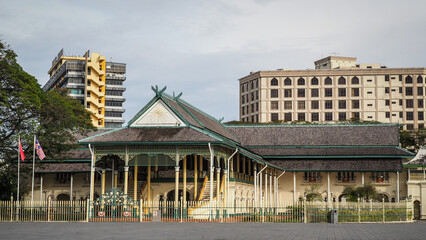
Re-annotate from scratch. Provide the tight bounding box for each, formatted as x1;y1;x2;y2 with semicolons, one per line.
124;166;129;172
175;166;180;172
216;168;221;173
223;169;228;175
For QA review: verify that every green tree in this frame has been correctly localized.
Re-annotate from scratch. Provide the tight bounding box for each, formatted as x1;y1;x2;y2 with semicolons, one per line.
342;184;379;202
0;40;96;200
304;184;324;202
399;129;426;152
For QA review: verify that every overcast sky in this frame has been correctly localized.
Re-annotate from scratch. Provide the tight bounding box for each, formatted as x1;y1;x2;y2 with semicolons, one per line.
1;0;425;123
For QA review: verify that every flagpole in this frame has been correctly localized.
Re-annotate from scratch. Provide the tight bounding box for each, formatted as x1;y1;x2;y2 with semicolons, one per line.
17;135;20;222
17;136;20;201
31;134;35;221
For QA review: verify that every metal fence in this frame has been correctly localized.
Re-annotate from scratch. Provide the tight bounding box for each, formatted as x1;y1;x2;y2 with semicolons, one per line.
0;200;87;222
0;200;413;223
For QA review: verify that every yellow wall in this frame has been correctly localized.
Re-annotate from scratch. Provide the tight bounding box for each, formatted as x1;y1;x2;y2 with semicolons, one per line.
49;52;106;128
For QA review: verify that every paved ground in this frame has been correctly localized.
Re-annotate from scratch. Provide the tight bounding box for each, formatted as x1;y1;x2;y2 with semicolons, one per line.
0;221;425;240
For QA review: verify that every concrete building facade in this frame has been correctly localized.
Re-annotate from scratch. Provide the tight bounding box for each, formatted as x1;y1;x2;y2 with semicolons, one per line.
44;49;126;128
239;56;426;130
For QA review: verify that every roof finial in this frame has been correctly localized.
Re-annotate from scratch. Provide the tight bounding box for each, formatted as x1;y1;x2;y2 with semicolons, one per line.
151;85;167;97
174;92;183;100
219;117;224;123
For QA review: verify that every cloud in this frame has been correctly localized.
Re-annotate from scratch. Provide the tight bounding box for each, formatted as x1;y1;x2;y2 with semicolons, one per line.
1;0;425;123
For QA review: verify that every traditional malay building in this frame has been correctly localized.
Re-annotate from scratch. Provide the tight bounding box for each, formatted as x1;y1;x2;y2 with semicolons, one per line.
27;86;419;219
404;148;426;219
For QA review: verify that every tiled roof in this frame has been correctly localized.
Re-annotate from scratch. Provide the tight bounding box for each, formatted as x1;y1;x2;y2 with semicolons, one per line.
80;127;217;143
249;147;412;157
175;97;238;142
226;125;399;146
35;163;91;173
268;159;403;171
162;96;202;128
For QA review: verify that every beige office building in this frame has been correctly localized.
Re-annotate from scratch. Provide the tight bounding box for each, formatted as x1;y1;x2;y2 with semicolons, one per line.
239;56;426;129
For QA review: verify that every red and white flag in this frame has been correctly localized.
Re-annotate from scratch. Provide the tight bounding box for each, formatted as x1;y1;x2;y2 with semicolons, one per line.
35;138;45;160
19;138;25;161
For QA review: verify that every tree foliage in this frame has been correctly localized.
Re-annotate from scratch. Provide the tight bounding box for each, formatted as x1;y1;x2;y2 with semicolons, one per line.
399;129;426;152
304;184;324;202
0;40;96;200
342;184;379;202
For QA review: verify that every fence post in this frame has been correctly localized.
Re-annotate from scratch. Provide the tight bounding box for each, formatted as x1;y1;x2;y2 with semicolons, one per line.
16;200;19;222
357;198;361;223
86;199;90;222
139;200;143;222
180;196;183;223
382;198;385;223
262;197;265;223
406;199;409;222
10;196;13;222
303;198;307;223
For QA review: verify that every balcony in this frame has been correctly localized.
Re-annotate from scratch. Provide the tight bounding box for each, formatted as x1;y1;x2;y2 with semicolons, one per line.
105;106;125;113
105;96;126;102
105;75;126;80
104;117;125;123
105;85;126;91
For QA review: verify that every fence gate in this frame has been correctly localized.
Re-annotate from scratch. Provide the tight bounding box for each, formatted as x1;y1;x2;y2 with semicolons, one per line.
90;188;139;222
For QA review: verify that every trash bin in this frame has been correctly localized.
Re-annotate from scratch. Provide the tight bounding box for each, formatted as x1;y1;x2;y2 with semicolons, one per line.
152;210;161;222
330;209;338;223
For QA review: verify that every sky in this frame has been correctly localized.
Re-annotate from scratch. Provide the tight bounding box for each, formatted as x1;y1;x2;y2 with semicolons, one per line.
1;0;425;123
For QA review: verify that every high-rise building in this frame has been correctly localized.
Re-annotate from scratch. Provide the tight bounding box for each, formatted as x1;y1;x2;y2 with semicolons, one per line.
239;56;426;130
44;49;126;128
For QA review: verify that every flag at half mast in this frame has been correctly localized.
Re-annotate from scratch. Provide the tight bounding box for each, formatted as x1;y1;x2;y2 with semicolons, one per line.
35;137;45;160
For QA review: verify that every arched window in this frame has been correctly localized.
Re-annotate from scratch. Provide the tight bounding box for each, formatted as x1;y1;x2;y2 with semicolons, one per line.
351;76;359;85
417;75;423;84
297;77;305;86
324;77;332;85
311;77;318;85
284;77;292;86
241;85;245;92
406;76;413;84
271;78;278;86
338;77;346;85
57;193;71;201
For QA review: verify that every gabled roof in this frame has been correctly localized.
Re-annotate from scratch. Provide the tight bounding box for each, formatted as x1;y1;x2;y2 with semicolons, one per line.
81;86;239;145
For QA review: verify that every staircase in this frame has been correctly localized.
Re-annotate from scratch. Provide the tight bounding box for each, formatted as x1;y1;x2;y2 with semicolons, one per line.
127;180;143;200
198;178;217;201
